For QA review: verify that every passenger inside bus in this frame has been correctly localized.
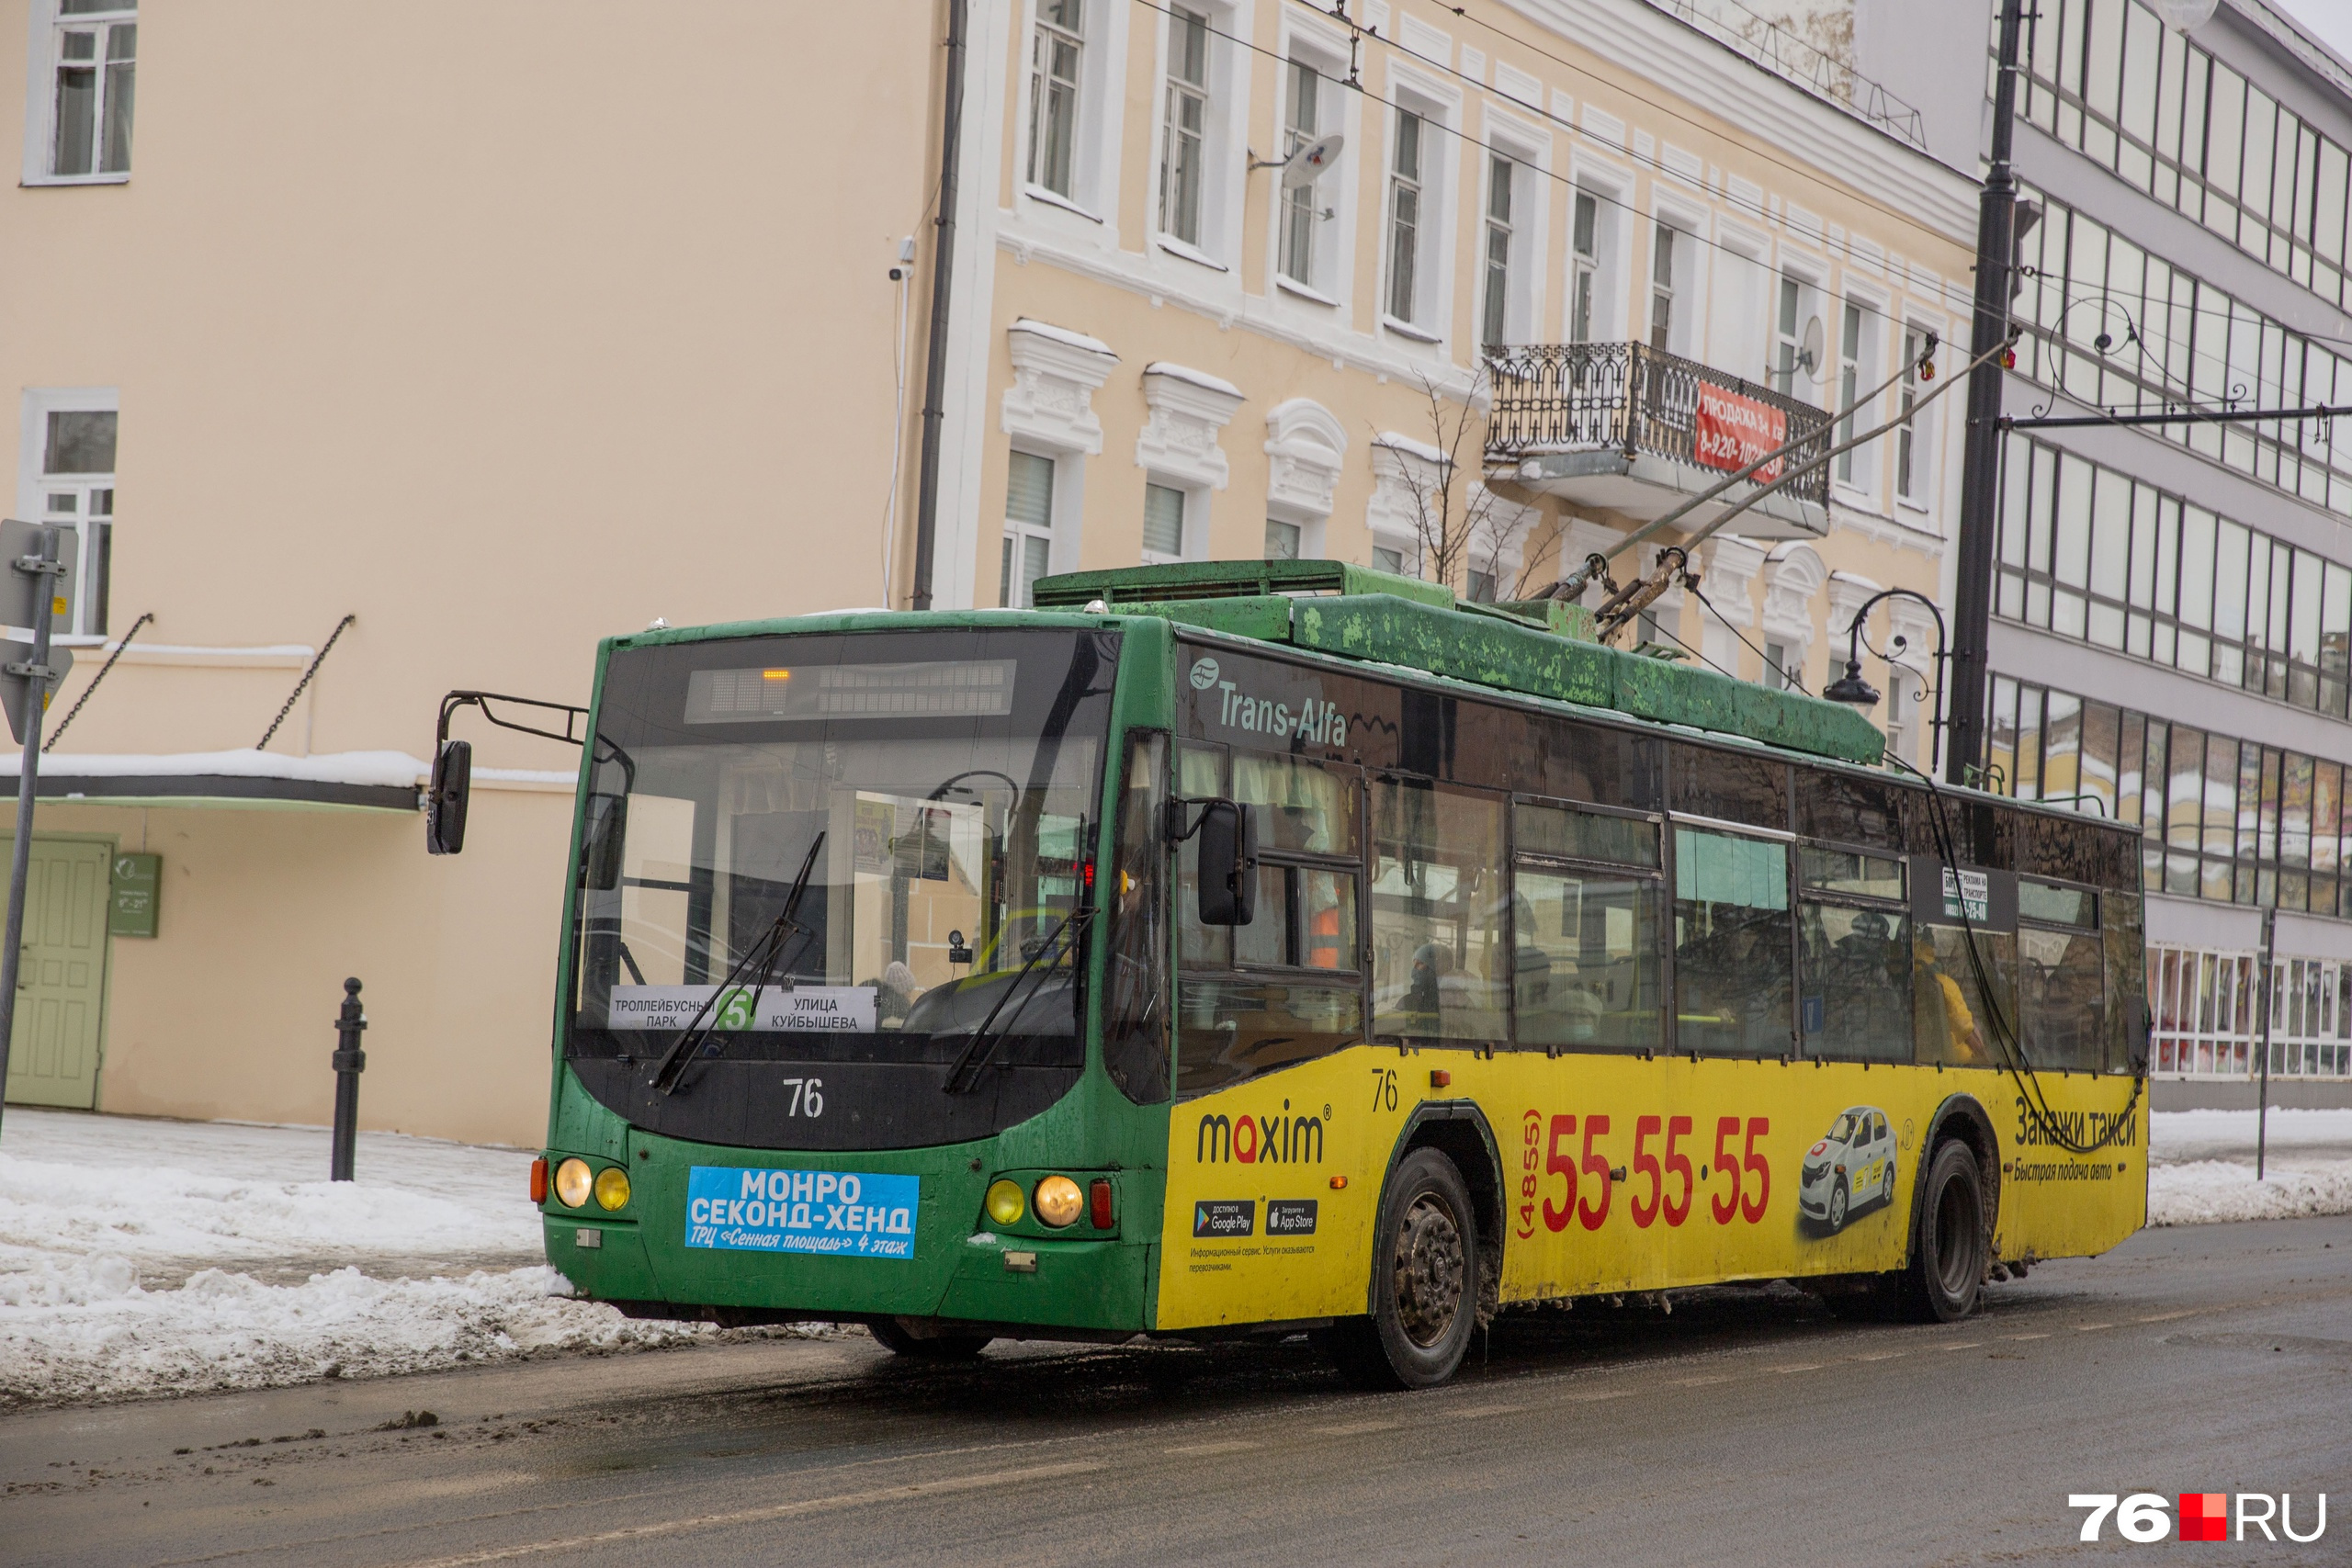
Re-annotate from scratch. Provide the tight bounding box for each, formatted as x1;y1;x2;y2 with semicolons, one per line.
1915;930;1992;1066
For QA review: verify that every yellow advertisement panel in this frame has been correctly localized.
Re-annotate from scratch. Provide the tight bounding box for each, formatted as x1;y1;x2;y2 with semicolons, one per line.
1155;1045;2145;1331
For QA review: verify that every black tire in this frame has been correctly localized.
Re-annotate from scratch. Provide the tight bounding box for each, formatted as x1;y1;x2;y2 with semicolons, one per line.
1882;1162;1897;1207
1320;1148;1480;1391
1826;1176;1849;1233
867;1316;991;1359
1898;1139;1987;1323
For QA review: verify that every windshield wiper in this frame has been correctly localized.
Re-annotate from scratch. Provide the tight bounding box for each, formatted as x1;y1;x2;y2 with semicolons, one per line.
648;832;825;1095
941;905;1096;1095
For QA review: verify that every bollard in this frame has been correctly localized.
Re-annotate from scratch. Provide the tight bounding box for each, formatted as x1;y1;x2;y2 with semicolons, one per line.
330;976;367;1181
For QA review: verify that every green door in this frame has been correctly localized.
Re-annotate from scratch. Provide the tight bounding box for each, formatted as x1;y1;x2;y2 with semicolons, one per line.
2;839;111;1110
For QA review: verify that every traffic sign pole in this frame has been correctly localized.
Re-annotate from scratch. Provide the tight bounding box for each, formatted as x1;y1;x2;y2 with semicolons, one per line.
0;524;63;1143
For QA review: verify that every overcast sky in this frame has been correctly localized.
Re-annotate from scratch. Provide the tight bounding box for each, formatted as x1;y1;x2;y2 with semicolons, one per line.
2270;0;2352;63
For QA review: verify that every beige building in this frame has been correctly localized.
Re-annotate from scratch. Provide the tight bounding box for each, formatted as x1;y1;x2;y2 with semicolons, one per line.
2;0;1976;1145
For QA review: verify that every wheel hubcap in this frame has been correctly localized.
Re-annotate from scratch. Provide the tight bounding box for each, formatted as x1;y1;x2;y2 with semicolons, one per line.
1391;1192;1465;1348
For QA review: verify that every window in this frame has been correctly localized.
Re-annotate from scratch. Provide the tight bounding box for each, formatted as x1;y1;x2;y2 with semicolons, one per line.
1027;0;1084;198
1915;922;2012;1069
1895;326;1929;504
1481;152;1515;347
1672;827;1793;1056
1797;846;1909;1062
1001;451;1055;608
1833;301;1864;486
1264;518;1302;560
26;400;116;638
1570;193;1599;344
1176;745;1363;1095
1371;777;1508;1043
1466;569;1496;604
1159;7;1209;245
1385;109;1426;324
1142;482;1187;561
1514;802;1663;1053
40;0;136;181
1103;733;1170;1103
1373;544;1407;575
1771;276;1808;396
1762;639;1793;691
1649;222;1678;353
1279;60;1321;287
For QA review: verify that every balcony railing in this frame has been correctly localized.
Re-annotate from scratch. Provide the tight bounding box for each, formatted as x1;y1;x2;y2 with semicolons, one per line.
1484;341;1835;511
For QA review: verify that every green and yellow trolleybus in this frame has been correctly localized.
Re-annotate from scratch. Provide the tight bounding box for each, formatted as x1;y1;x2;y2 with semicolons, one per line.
435;559;2148;1389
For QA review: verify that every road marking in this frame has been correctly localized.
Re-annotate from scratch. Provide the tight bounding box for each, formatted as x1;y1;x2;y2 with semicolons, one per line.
388;1459;1106;1567
1671;1375;1733;1387
1560;1388;1633;1403
1165;1439;1261;1457
1767;1363;1823;1374
2002;1333;2052;1341
1311;1419;1402;1437
2137;1310;2196;1323
1939;1342;1983;1351
1848;1351;1905;1362
2075;1323;2112;1332
1441;1403;1525;1419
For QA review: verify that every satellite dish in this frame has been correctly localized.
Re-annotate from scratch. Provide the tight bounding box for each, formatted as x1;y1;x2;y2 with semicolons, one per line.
1281;133;1346;189
1799;314;1826;377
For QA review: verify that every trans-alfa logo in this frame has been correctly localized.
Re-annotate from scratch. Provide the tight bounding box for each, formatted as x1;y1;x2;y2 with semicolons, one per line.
1193;663;1349;745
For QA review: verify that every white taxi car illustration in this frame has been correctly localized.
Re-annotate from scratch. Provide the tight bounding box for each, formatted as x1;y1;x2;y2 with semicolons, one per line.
1798;1105;1898;1234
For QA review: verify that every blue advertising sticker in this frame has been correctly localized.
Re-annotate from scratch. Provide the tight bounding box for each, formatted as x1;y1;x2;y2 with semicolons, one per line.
684;1167;919;1259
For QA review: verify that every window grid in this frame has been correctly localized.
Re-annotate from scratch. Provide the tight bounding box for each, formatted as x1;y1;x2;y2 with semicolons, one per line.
1001;451;1056;609
1386;109;1424;324
1988;671;2352;923
1896;327;1927;502
1996;431;2352;720
49;1;136;179
1027;0;1084;199
1159;7;1209;245
1649;223;1676;353
1570;193;1599;344
1279;61;1319;286
2015;0;2352;314
2146;945;2352;1080
2011;186;2352;519
1481;153;1514;349
1834;301;1863;484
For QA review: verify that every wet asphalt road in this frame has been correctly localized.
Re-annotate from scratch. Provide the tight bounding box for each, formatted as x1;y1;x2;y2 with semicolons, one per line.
4;1215;2346;1568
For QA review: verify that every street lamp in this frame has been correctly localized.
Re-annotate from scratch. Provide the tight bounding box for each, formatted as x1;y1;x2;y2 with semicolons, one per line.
1824;587;1949;772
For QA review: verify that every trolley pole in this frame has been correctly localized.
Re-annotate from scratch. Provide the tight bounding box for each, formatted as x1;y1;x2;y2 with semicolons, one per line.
0;523;65;1144
1945;0;2029;785
330;977;368;1181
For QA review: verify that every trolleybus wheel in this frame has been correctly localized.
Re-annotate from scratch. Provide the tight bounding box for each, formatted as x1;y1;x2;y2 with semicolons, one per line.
866;1316;992;1359
1898;1139;1986;1323
1320;1148;1479;1391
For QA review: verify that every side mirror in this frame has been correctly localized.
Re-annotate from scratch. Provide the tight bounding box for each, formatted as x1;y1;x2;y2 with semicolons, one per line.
582;791;629;890
426;739;472;855
1193;800;1258;926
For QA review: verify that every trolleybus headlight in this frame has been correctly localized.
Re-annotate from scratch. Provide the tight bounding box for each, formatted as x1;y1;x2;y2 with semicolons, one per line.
593;1166;632;1211
985;1179;1026;1226
554;1157;594;1208
1033;1175;1083;1228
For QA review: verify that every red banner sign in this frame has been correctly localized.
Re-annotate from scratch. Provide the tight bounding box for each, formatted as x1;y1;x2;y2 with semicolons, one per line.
1693;382;1788;481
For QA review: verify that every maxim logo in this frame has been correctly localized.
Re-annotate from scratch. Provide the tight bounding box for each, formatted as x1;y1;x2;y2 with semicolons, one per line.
1196;1103;1324;1165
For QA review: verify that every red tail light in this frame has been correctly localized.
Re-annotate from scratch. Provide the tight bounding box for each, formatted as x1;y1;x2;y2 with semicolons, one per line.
1090;1177;1114;1230
529;1156;548;1203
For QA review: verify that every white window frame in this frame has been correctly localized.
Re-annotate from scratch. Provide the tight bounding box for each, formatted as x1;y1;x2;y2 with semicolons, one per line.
1832;287;1885;498
1379;74;1457;343
1476;115;1546;351
1269;26;1354;307
1770;265;1826;402
1566;157;1632;346
1895;319;1938;513
1016;0;1126;226
1151;2;1247;268
1648;200;1708;360
1001;447;1067;609
22;0;136;186
1141;478;1201;564
17;387;118;643
1157;7;1211;248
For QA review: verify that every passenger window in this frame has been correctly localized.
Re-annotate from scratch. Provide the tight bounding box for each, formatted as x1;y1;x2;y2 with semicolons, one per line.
1915;925;2016;1068
1176;979;1364;1097
1177;743;1228;969
1673;827;1793;1056
1798;902;1912;1063
1235;864;1360;972
1371;778;1509;1044
1102;732;1170;1104
1799;846;1905;901
1235;752;1357;854
2018;925;2105;1072
1512;801;1663;1055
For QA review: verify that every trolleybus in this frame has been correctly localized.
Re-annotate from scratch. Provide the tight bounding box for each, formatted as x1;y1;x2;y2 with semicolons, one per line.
432;559;2148;1389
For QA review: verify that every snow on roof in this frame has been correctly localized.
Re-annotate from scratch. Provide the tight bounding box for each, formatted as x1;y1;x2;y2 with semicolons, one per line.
0;749;431;788
1142;361;1244;399
1007;317;1115;356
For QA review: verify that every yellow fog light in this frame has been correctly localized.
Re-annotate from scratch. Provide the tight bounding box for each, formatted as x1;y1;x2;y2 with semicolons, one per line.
984;1179;1026;1226
593;1166;632;1212
1033;1175;1083;1229
554;1157;594;1208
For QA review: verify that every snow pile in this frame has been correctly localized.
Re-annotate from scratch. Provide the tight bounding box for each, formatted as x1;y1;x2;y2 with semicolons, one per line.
0;1261;707;1404
0;1111;801;1408
2146;1109;2352;1227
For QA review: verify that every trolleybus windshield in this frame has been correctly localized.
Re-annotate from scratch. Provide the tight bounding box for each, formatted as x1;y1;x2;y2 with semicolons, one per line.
566;628;1117;1088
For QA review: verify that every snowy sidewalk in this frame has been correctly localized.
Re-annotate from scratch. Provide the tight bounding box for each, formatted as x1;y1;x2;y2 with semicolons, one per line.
2147;1106;2352;1225
0;1110;732;1409
2;1104;2347;1408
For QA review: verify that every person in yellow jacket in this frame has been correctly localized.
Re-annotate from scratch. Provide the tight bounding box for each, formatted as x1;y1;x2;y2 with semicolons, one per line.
1916;931;1991;1066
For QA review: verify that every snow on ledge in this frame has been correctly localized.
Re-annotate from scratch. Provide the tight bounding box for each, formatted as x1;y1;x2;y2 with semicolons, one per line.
1143;361;1244;399
1008;317;1115;357
2;749;431;789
